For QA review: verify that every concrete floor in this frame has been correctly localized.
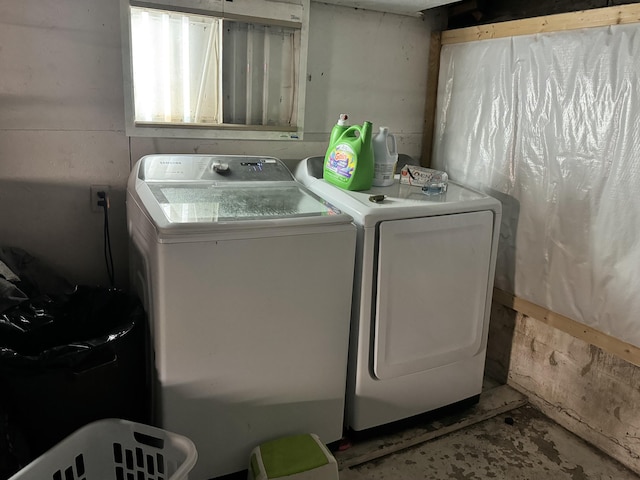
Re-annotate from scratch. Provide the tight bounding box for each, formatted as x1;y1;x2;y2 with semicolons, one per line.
216;384;638;480
336;389;639;480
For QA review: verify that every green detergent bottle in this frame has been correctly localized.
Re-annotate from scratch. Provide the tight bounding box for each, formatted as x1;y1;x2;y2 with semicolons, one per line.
323;120;374;191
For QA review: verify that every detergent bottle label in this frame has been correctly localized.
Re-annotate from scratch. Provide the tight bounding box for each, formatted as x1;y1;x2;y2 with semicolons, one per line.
326;143;356;182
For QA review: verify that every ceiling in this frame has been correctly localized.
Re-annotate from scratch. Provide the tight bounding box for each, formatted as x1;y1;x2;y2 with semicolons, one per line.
317;0;459;17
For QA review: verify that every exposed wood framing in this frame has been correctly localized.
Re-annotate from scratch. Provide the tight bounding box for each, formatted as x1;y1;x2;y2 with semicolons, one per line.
493;288;640;367
498;307;640;475
420;31;441;168
441;3;640;44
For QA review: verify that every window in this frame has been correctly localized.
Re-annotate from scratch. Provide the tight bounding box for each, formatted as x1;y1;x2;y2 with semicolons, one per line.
120;0;309;140
130;7;222;125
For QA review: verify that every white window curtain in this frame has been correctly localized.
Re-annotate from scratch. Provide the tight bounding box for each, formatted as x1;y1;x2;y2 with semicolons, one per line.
130;6;222;124
130;7;300;128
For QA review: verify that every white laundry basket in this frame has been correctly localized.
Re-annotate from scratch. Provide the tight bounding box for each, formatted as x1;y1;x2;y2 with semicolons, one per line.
8;418;197;480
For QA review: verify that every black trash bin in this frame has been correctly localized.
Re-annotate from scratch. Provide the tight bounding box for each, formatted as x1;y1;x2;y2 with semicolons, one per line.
0;285;151;479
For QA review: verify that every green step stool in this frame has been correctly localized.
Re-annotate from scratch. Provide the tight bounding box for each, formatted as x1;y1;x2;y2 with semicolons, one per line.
248;434;339;480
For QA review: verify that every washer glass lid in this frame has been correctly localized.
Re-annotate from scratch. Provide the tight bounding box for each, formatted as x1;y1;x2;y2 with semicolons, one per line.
147;183;341;223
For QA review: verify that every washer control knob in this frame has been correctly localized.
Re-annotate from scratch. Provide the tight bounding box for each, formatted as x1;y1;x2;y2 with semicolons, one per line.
213;163;230;174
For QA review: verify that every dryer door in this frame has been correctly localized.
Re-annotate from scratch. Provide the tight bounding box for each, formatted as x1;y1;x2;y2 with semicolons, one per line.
372;211;494;380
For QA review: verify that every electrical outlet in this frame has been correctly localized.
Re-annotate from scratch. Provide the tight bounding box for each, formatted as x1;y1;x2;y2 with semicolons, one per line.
90;185;111;213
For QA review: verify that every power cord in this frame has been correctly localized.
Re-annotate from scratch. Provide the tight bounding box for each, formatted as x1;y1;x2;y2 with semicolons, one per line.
97;191;115;287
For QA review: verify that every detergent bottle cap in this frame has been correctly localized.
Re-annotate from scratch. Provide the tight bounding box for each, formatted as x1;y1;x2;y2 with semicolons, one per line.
337;114;349;126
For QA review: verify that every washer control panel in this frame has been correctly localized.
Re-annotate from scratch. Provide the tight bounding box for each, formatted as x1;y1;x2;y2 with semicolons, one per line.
139;155;294;182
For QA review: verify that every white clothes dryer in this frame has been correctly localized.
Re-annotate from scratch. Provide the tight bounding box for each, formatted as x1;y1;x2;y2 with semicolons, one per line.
127;155;356;478
294;156;501;432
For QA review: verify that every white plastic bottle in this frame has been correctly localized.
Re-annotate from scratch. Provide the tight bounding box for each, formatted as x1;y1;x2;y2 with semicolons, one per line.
372;126;398;187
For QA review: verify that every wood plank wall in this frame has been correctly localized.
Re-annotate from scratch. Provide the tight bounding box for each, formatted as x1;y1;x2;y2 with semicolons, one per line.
486;304;640;475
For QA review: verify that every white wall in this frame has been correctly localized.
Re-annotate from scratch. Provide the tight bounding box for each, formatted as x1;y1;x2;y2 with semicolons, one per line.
0;0;436;288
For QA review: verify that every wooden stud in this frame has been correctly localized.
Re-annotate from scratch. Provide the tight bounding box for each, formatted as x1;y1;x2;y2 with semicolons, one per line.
441;3;640;45
493;288;640;367
420;31;442;168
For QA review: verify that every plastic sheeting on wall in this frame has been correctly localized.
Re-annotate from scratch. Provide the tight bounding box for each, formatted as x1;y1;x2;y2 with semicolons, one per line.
432;24;640;347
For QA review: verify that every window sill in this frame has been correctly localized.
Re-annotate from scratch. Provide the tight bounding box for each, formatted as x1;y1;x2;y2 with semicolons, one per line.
128;122;303;140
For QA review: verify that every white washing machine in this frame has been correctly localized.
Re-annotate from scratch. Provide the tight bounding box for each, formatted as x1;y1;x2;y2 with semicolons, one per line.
294;156;501;432
126;155;356;479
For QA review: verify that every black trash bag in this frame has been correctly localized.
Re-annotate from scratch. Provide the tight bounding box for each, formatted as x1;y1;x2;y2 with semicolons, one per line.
0;286;150;479
0;286;137;368
0;246;74;314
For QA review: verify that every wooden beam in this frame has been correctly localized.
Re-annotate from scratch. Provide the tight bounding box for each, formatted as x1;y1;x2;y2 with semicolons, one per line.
442;3;640;45
493;288;640;367
420;31;442;168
